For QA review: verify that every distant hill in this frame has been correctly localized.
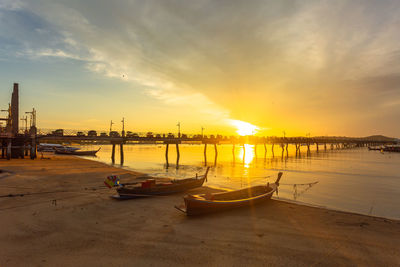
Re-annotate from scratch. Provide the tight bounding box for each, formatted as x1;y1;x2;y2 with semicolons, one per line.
312;135;398;141
362;135;397;142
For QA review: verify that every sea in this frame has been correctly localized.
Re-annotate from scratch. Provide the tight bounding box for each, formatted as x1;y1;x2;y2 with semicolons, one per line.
80;143;400;220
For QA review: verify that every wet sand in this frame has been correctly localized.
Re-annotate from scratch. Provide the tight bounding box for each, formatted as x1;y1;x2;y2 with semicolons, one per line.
0;156;399;266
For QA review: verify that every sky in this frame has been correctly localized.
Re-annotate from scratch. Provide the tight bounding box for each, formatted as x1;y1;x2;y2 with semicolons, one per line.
1;0;400;137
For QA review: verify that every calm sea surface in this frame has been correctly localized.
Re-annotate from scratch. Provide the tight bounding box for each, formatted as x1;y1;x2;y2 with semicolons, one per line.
80;144;400;219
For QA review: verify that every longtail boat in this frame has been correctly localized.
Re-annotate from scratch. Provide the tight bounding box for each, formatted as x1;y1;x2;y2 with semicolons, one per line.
55;148;100;156
112;167;210;199
38;143;80;152
382;145;400;152
368;146;383;151
175;172;283;216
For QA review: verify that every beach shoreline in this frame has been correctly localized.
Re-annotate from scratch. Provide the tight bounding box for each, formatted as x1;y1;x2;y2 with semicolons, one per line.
1;155;399;266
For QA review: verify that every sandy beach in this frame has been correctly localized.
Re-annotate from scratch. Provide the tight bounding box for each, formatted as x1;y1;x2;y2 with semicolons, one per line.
0;156;399;267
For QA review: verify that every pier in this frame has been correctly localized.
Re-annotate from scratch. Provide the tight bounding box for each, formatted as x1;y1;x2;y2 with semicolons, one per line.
37;131;396;166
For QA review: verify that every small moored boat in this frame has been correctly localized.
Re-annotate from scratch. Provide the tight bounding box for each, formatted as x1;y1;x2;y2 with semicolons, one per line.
382;145;400;152
38;143;80;152
175;172;283;216
368;146;383;151
113;167;210;199
55;148;100;156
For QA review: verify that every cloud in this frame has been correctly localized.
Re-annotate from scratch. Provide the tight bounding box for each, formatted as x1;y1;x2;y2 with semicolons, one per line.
17;48;85;61
3;0;400;135
0;0;24;11
350;74;400;95
12;1;235;123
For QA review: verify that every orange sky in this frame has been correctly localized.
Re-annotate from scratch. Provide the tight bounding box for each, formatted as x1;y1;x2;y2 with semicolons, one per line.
1;1;400;137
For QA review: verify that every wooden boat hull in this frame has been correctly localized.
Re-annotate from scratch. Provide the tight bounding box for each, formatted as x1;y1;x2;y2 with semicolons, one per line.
116;178;206;198
179;185;275;215
55;148;100;156
368;146;382;151
176;172;282;216
38;144;80;152
115;167;210;199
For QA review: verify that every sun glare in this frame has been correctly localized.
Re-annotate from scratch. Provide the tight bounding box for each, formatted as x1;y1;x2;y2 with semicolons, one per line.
229;120;259;136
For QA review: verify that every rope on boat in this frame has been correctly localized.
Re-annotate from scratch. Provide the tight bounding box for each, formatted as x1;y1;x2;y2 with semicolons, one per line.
219;175;319;187
221;175;272;179
280;181;319;186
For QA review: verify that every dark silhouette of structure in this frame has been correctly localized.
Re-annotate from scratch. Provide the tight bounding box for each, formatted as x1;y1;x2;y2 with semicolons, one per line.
0;83;37;160
11;83;19;136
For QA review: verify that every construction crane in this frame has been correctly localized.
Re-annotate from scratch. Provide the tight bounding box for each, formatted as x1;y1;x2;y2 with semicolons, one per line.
20;116;28;134
109;120;114;133
25;108;36;128
121;117;125;137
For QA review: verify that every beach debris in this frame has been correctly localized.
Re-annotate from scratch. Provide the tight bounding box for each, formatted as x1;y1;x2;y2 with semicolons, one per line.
40;153;51;160
0;193;24;198
0;169;11;177
336;221;369;227
104;175;120;188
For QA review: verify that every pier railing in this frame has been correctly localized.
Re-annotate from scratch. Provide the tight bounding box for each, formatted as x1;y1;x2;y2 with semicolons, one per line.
34;128;397;145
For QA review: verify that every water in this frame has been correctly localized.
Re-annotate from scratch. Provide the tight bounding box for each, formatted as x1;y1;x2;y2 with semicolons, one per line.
80;143;400;219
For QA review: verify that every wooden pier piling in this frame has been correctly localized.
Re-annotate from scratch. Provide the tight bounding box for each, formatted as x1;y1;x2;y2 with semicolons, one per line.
165;143;169;168
111;144;115;163
214;144;218;166
176;143;180;169
7;140;11;160
120;144;124;165
295;144;300;156
232;144;236;163
213;143;218;166
272;143;275;157
30;140;36;160
204;143;207;166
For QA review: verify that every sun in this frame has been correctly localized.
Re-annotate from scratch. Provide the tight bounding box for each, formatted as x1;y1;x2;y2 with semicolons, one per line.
229;119;259;136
